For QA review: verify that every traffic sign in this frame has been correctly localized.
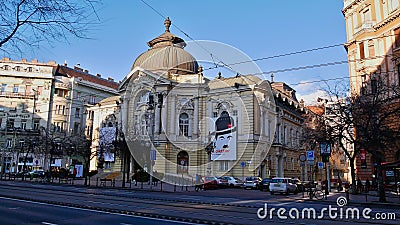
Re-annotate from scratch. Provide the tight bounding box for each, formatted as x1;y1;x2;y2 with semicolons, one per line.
307;160;315;165
318;162;324;168
299;154;306;162
306;151;314;161
320;142;331;155
240;161;246;168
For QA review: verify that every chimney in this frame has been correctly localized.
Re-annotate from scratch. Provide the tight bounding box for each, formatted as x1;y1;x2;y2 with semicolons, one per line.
22;58;27;62
107;77;114;82
31;59;38;63
96;73;101;77
74;64;83;71
2;57;10;61
84;69;89;73
64;60;67;66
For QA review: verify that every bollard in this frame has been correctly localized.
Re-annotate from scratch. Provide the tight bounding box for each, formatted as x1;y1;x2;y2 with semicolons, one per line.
345;189;350;202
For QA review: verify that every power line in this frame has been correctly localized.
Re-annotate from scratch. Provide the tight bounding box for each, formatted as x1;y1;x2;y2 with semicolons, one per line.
203;33;400;72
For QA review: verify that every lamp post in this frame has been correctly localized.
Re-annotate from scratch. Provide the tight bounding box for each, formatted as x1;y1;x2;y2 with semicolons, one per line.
147;94;155;189
205;142;213;176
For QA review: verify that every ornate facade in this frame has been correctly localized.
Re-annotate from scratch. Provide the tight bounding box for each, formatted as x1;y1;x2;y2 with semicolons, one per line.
119;18;277;183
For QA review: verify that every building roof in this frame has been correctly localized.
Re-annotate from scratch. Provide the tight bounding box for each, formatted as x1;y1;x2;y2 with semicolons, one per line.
98;95;121;105
208;75;261;90
131;17;199;75
306;105;324;116
56;65;119;90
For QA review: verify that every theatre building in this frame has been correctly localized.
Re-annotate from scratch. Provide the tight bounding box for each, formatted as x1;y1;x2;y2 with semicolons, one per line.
118;18;277;183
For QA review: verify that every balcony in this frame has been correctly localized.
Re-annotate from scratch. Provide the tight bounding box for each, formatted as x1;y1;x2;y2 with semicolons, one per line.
0;91;35;99
354;21;375;36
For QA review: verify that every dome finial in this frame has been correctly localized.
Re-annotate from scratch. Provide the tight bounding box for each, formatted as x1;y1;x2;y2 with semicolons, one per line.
164;17;171;32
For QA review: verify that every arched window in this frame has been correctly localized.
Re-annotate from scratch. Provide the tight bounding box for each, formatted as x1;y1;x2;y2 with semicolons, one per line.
141;114;148;135
177;151;189;174
179;113;189;136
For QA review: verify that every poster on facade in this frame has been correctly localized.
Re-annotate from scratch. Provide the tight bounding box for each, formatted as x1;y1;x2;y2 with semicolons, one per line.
210;112;237;161
99;127;116;162
74;164;83;178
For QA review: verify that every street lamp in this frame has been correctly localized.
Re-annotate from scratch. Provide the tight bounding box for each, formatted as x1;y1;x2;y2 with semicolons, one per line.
147;92;155;188
205;142;213;176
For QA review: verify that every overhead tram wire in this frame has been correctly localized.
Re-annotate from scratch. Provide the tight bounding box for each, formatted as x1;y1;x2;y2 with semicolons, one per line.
203;43;345;71
202;33;400;72
139;0;239;75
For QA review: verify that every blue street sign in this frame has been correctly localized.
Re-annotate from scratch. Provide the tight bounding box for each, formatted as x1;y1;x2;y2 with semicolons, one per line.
318;162;324;168
306;151;314;161
240;161;246;168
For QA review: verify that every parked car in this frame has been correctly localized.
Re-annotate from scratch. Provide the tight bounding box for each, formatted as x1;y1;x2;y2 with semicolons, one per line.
216;177;229;188
202;176;219;190
243;176;262;189
222;176;243;187
27;170;45;178
269;177;298;194
260;178;272;191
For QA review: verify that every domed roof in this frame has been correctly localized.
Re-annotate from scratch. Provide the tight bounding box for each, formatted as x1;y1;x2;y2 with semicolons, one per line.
131;17;199;75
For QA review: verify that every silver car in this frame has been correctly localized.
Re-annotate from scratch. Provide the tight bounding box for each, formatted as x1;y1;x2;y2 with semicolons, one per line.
243;176;262;189
269;177;298;194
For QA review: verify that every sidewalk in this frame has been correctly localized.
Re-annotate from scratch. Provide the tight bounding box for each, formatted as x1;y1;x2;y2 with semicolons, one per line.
1;176;198;193
300;188;400;207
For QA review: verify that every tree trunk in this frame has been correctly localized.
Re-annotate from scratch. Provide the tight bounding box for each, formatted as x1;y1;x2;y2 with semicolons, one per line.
122;149;126;188
377;165;386;202
349;158;357;193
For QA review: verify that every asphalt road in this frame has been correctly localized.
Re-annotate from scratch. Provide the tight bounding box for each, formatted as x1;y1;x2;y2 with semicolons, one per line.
0;181;398;225
0;196;193;225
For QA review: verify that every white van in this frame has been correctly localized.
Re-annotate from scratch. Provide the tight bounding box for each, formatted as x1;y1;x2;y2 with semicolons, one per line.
269;177;298;194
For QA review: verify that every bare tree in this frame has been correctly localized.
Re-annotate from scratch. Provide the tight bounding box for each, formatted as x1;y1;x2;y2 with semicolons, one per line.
0;0;99;54
320;79;400;202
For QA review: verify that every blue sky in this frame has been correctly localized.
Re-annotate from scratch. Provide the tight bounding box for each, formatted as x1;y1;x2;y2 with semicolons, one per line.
7;0;349;104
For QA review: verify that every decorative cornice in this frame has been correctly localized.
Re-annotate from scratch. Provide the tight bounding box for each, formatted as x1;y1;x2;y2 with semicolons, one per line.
342;0;364;15
374;10;400;30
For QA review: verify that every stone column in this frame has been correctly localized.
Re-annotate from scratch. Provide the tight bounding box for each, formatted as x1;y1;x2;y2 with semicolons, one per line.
169;94;176;135
161;93;167;134
193;98;199;136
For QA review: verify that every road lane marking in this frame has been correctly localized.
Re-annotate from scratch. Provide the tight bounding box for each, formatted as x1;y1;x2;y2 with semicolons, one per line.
0;196;198;225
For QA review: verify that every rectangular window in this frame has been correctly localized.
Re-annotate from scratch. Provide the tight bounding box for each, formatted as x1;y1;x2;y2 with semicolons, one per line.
75;108;80;118
219;161;229;171
398;64;400;86
283;126;287;145
232;110;238;116
21;120;26;130
368;40;375;58
213;112;218;118
1;84;6;94
362;8;371;23
73;122;80;134
37;86;43;95
7;139;12;148
13;85;19;93
359;42;365;59
25;85;31;95
33;119;40;130
371;79;377;94
395;27;400;48
7;118;15;129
